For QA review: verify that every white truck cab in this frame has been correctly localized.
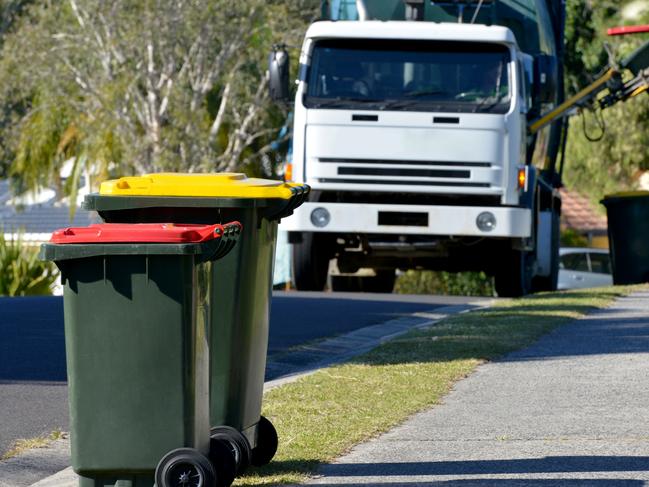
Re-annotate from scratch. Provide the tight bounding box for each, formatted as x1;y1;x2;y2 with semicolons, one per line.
285;21;530;231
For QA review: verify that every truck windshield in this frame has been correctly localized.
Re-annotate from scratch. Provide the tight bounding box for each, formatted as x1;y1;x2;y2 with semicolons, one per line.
305;39;512;114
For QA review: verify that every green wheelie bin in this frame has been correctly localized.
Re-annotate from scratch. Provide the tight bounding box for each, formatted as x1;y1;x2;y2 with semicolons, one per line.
41;222;241;487
83;173;309;474
601;191;649;284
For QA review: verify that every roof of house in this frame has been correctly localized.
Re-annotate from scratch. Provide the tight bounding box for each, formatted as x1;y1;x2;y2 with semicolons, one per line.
0;180;100;240
559;188;608;233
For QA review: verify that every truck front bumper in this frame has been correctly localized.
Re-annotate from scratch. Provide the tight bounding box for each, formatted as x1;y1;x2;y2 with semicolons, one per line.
281;202;532;238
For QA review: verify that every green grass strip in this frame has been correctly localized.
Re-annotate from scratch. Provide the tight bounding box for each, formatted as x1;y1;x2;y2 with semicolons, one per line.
237;286;642;486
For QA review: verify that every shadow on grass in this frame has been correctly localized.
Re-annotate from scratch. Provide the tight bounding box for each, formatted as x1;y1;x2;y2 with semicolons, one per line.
238;459;321;486
350;290;649;366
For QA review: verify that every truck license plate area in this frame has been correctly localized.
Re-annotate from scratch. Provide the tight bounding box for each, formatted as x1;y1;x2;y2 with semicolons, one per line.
378;211;429;227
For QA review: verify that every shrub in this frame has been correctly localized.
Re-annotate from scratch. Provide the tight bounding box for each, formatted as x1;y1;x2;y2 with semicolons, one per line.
394;270;494;297
560;228;589;248
0;229;58;296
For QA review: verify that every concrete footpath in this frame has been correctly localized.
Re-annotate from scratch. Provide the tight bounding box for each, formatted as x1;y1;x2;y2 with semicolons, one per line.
307;291;649;486
5;291;649;486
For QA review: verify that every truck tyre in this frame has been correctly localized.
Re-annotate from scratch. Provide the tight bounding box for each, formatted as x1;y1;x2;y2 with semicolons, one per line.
532;211;560;292
495;249;533;297
292;232;329;291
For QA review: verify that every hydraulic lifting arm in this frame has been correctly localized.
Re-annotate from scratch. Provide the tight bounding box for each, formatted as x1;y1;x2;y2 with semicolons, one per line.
529;30;649;135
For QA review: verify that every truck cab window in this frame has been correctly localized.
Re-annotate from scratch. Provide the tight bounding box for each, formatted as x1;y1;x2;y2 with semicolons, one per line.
304;39;512;114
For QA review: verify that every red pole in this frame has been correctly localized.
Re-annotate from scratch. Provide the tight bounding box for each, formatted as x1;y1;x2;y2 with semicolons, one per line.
608;25;649;36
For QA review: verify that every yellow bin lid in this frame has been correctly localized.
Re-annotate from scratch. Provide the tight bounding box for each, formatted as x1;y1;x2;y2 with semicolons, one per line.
100;173;296;199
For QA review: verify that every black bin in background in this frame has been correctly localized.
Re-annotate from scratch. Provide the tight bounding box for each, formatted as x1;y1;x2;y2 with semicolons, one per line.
601;191;649;284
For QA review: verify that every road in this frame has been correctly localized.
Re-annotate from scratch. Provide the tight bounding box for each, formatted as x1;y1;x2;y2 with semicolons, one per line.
0;292;477;456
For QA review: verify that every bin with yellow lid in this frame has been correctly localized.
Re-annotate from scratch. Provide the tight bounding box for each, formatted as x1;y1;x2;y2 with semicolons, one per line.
84;173;309;476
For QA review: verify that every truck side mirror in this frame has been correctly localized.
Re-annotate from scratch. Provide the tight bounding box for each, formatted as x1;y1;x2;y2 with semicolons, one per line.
269;46;291;104
533;54;558;105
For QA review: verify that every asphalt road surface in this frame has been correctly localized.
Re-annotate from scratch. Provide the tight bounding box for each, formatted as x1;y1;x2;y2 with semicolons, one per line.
0;292;476;456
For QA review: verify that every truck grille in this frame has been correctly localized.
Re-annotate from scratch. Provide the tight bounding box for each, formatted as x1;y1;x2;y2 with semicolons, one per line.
319;178;489;187
319;157;490;168
316;157;493;189
338;167;469;178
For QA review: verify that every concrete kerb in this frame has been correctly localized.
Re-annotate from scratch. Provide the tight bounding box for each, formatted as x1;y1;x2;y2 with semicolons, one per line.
0;440;70;487
0;300;489;487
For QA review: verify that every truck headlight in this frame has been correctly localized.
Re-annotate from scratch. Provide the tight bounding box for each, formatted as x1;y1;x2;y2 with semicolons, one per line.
310;207;331;228
476;212;496;232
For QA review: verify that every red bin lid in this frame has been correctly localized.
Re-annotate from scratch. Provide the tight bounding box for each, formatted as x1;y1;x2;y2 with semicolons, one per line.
50;223;239;244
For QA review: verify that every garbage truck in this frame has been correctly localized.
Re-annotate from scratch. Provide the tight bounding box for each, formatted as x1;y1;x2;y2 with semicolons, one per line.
269;0;649;296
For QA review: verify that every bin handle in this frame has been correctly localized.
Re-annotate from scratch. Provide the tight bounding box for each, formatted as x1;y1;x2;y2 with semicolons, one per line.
261;184;310;221
200;222;242;262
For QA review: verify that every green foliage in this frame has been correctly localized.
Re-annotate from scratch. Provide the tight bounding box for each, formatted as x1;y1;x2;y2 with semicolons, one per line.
563;1;649;204
0;0;319;196
560;228;589;247
0;0;33;177
0;230;58;296
394;269;494;297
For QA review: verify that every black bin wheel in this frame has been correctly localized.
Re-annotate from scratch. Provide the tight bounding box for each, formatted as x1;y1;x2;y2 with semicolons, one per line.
251;416;278;467
210;426;251;477
208;437;237;487
155;448;216;487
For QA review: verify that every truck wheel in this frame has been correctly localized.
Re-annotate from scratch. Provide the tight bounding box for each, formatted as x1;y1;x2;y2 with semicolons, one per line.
532;211;560;292
292;233;329;291
156;448;217;487
250;416;278;467
495;249;533;297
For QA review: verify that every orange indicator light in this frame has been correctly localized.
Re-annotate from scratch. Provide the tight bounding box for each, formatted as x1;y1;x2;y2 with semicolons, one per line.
517;166;527;191
284;163;293;182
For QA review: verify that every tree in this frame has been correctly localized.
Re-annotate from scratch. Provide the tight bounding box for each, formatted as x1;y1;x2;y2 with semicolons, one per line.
0;0;32;177
0;0;318;196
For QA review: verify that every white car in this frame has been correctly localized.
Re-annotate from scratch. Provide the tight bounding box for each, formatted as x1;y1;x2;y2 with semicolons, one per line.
558;247;613;290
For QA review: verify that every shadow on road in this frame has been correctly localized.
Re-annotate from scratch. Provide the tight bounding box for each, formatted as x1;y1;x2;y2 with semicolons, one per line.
241;457;647;487
318;457;649;475
0;296;66;382
288;480;643;486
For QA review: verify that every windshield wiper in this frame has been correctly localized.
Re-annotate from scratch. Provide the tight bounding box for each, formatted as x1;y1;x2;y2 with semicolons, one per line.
402;89;449;98
306;96;384;108
472;94;509;113
379;99;424;110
